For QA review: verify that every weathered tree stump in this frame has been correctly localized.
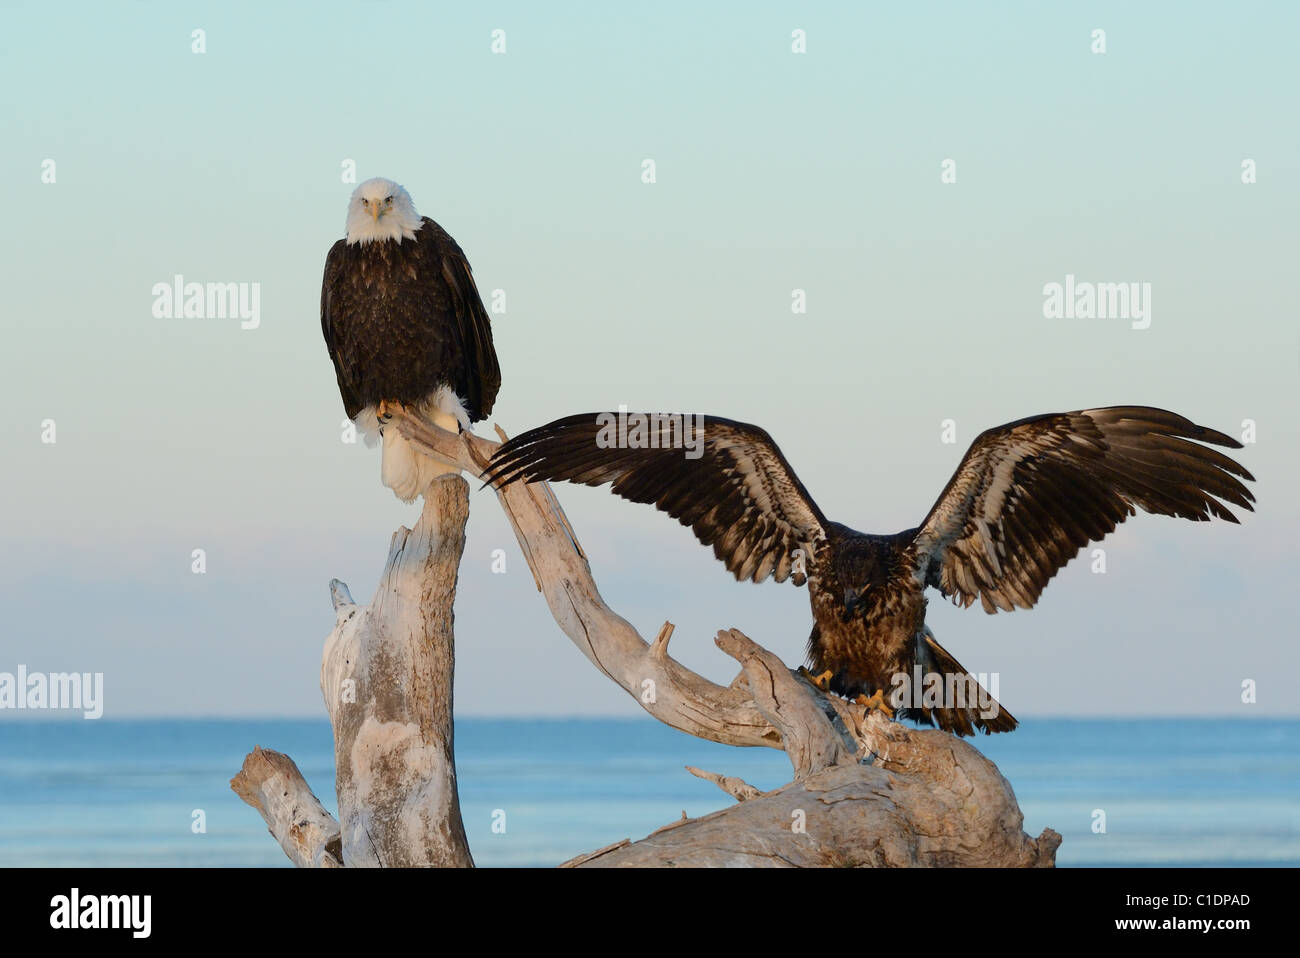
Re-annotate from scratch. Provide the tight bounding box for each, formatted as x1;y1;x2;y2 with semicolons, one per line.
233;472;473;868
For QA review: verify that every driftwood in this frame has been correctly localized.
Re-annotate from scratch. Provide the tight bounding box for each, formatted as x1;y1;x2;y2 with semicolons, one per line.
230;746;342;868
232;411;1060;867
319;476;474;867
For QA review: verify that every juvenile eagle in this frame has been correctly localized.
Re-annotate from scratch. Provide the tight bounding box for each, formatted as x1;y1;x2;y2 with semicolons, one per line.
322;177;500;501
484;407;1255;735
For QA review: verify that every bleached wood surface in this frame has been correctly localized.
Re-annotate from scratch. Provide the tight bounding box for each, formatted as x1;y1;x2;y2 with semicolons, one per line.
233;471;474;867
320;476;474;867
229;746;342;868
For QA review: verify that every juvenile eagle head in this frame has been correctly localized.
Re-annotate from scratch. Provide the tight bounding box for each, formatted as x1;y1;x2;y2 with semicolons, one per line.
345;177;423;246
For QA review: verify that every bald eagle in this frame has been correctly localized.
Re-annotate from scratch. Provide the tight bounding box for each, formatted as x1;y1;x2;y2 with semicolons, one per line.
484;407;1255;735
322;177;500;501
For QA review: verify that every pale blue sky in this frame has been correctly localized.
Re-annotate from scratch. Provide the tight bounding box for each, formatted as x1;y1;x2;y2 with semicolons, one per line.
1;2;1296;718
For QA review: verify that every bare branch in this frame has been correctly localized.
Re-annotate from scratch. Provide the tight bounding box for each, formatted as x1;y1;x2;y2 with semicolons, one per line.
650;621;675;660
715;628;855;778
685;766;764;802
230;747;342;868
329;579;354;612
392;410;787;750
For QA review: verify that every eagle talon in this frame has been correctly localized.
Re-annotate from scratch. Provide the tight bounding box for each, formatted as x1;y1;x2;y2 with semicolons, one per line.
855;689;895;718
798;667;835;692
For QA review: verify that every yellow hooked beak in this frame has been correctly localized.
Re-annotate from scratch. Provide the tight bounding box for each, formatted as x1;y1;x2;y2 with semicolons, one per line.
370;203;382;222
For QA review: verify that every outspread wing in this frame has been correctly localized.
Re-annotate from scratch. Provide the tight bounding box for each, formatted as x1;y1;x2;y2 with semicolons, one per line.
484;413;828;584
909;406;1255;613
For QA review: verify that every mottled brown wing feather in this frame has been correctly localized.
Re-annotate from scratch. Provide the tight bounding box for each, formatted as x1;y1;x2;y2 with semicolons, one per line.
484;413;828;584
909;406;1255;613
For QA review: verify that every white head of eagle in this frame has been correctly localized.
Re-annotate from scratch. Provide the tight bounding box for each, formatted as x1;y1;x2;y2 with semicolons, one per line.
345;177;423;246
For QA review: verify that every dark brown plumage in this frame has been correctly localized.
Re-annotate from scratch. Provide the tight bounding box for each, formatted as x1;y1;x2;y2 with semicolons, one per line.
321;216;500;423
483;407;1255;736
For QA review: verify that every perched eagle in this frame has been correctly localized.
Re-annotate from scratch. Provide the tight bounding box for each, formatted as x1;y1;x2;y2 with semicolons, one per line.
484;407;1255;735
322;177;500;501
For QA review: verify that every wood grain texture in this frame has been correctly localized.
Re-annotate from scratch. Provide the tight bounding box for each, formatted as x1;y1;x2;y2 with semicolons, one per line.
230;746;343;868
320;475;474;867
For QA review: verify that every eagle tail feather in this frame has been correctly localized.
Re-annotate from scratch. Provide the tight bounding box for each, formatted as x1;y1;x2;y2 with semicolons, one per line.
896;631;1019;736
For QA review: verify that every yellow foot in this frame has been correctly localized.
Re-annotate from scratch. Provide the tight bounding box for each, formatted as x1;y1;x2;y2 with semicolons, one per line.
377;399;406;423
855;689;895;718
798;667;835;691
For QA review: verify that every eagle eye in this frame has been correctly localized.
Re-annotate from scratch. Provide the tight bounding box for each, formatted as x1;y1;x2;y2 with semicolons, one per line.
385;195;393;203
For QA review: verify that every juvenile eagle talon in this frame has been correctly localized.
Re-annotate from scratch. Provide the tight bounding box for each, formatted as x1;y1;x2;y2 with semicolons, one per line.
797;666;835;691
855;689;895;718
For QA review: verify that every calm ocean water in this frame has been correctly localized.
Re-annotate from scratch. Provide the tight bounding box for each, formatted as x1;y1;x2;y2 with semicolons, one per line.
0;717;1295;867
